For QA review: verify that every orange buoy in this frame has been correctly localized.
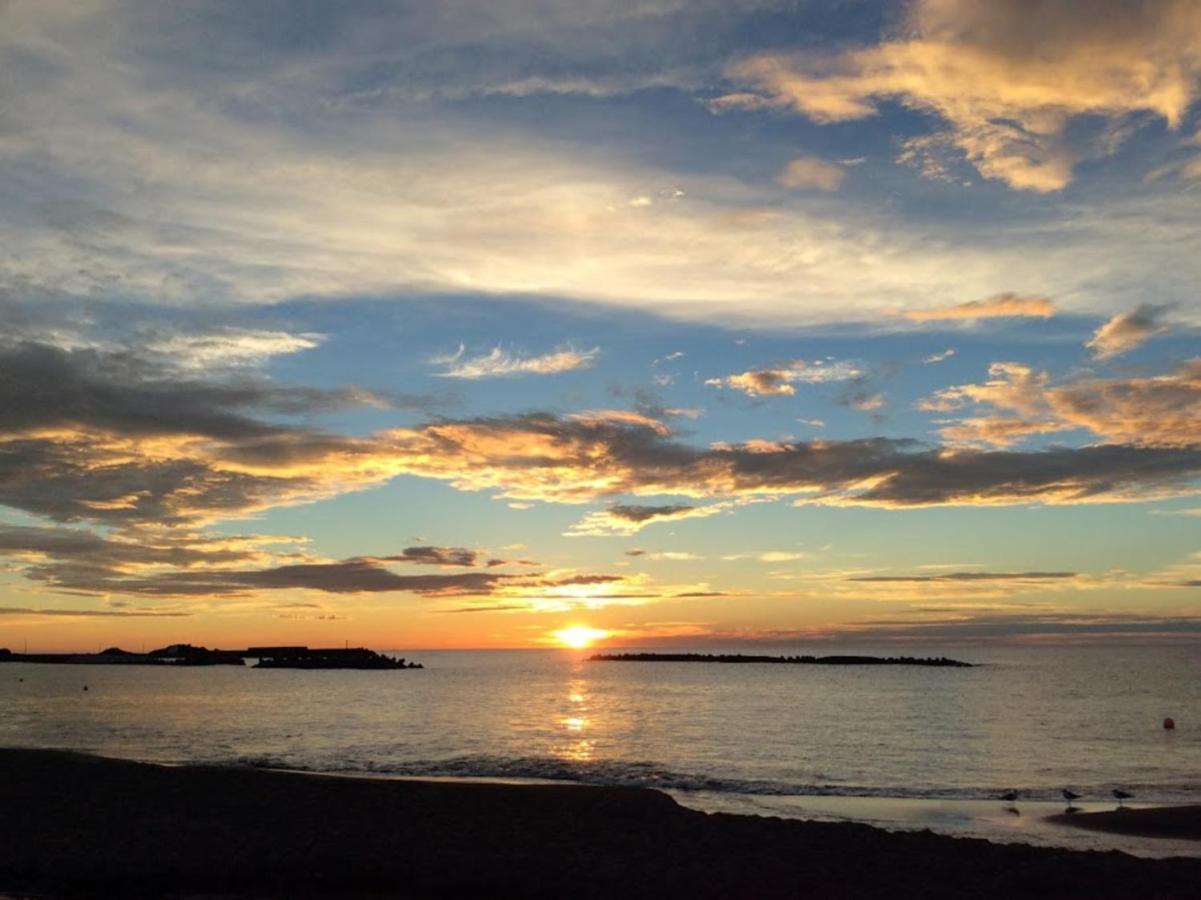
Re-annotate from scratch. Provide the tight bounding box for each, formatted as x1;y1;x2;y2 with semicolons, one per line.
1164;717;1176;730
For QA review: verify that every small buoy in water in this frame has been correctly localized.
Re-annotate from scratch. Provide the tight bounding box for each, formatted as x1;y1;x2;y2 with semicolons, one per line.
1164;717;1176;730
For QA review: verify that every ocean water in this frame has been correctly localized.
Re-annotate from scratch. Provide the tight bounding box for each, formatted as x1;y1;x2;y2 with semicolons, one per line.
2;644;1198;852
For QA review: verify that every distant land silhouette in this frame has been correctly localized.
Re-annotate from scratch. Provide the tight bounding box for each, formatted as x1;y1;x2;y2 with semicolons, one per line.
0;645;422;670
589;653;974;667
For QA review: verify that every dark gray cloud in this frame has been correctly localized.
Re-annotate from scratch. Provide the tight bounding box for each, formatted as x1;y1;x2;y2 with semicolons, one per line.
378;546;534;568
0;522;625;598
839;613;1201;641
0;524;263;569
382;546;487;567
606;504;698;523
0;606;190;618
849;571;1078;583
0;340;377;439
25;557;504;598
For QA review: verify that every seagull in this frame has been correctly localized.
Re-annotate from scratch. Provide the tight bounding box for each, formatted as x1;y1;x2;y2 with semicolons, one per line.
1113;789;1133;806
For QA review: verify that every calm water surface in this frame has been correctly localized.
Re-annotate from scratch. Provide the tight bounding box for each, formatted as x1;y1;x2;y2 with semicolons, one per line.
2;644;1198;850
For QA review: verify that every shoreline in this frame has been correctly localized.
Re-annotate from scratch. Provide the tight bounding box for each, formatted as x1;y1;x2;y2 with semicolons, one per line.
265;768;1201;857
3;750;1201;898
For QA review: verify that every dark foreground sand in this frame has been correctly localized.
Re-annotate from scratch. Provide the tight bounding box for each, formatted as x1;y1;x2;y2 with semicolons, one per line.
1048;805;1201;841
2;750;1199;899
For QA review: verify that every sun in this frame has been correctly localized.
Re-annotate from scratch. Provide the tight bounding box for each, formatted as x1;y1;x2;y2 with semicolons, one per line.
552;626;609;650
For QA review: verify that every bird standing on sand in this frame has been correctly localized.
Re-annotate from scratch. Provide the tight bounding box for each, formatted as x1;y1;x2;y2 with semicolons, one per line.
1113;789;1133;806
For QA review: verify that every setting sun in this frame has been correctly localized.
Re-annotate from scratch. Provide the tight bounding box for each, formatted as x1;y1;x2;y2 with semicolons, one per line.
552;626;609;649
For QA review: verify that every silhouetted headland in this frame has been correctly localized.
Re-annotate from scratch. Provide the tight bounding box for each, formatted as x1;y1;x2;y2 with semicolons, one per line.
249;646;422;669
590;652;974;667
1;750;1197;899
0;644;421;670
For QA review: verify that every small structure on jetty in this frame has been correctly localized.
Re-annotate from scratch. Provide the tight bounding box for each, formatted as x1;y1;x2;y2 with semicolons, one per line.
149;644;246;666
589;652;973;667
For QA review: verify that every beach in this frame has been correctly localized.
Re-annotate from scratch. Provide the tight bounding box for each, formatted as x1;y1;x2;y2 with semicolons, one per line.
2;750;1199;899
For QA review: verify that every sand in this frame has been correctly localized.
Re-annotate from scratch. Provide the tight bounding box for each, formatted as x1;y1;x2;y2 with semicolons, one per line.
1047;805;1201;841
2;749;1199;898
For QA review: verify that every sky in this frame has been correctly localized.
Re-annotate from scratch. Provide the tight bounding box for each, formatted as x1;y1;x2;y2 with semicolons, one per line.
1;0;1200;651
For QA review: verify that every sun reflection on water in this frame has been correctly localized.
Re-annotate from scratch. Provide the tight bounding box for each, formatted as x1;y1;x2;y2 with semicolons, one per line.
554;672;595;760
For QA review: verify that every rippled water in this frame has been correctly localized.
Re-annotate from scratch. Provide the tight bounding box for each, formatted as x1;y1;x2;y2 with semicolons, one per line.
2;644;1198;806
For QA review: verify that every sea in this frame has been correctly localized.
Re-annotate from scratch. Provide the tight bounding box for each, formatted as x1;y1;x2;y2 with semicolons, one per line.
2;644;1199;856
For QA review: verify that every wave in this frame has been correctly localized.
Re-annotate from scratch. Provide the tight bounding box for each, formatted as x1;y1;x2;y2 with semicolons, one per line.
210;753;1201;803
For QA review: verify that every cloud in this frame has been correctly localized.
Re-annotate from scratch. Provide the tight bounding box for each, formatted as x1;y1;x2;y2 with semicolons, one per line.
1087;303;1175;360
0;606;190;619
0;520;627;600
923;359;1201;447
830;612;1201;643
7;8;1183;332
0;340;402;525
706;360;862;396
6;336;1201;552
380;412;1201;509
776;156;845;191
904;294;1055;322
380;546;529;568
138;328;325;370
434;345;598;379
565;502;729;537
0;523;289;575
716;0;1201;191
722;551;806;562
848;571;1077;584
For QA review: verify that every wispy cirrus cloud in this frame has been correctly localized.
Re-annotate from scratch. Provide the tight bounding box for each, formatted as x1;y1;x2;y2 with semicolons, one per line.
138;328;326;371
433;344;598;379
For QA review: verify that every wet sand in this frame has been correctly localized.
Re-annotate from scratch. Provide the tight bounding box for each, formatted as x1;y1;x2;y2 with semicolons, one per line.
1048;805;1201;841
2;749;1200;899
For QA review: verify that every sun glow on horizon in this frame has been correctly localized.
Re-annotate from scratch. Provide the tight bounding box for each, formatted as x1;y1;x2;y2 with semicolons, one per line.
552;626;610;649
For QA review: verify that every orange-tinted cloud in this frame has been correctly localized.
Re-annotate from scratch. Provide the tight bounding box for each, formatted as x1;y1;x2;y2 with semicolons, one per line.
716;0;1201;191
706;360;862;397
776;156;845;191
904;294;1054;322
1087;304;1174;360
923;358;1201;447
